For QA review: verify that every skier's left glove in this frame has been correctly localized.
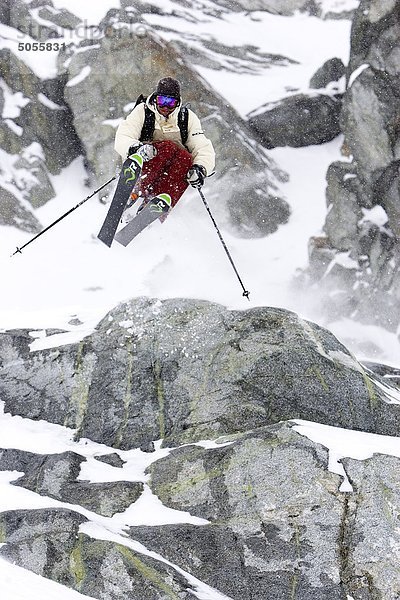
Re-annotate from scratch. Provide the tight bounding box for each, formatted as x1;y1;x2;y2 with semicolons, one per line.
128;143;157;162
187;164;207;189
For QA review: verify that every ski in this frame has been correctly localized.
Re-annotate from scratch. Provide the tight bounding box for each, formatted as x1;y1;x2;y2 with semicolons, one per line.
97;153;144;247
97;144;157;247
114;193;172;247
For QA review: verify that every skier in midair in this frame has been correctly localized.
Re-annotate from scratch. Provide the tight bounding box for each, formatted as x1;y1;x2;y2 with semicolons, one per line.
114;76;216;212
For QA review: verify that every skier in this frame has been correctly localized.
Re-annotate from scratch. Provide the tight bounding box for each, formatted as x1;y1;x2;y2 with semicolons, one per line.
114;76;216;213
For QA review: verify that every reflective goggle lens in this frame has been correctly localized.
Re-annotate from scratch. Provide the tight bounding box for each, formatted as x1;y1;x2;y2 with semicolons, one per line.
156;95;178;108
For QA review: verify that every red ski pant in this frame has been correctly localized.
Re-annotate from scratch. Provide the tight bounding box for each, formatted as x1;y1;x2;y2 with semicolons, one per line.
138;140;193;208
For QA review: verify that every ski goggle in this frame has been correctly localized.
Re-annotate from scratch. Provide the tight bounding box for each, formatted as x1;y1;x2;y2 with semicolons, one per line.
156;95;179;109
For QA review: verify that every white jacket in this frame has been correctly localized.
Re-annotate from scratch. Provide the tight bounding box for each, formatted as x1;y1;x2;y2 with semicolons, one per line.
114;96;215;175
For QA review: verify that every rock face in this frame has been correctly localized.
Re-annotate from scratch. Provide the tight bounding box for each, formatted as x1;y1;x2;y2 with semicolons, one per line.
2;421;400;598
0;1;83;230
1;298;399;451
1;297;400;598
248;93;343;148
305;0;400;331
145;423;345;599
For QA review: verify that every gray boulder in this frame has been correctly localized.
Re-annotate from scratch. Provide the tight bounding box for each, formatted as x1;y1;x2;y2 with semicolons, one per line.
310;57;346;89
1;298;400;451
145;422;346;599
343;453;400;599
0;508;87;583
14;152;55;208
0;45;82;227
323;161;363;251
340;68;398;184
8;0;79;41
36;5;81;31
0;449;143;517
247;93;343;148
0;509;194;598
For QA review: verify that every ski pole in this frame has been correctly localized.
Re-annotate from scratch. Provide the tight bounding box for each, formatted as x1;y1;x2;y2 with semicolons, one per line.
11;175;117;257
197;188;250;300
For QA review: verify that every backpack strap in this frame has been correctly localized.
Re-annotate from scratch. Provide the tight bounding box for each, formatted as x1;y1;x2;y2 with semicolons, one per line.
134;95;156;142
178;105;189;146
140;106;155;142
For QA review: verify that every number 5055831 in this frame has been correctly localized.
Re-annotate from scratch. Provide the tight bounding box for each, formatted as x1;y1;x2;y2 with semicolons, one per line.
18;42;66;51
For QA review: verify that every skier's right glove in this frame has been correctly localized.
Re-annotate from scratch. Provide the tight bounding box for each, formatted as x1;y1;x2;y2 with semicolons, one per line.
187;164;207;189
128;143;157;162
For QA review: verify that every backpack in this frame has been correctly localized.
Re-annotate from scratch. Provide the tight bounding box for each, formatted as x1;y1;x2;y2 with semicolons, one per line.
134;94;189;146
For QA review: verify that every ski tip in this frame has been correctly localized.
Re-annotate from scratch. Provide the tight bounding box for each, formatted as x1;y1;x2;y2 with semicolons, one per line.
243;290;250;301
97;234;113;248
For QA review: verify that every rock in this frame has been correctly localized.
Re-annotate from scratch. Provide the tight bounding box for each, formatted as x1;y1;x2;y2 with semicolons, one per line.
131;524;250;598
309;57;346;89
0;449;143;517
94;452;125;468
362;360;400;384
207;0;318;16
348;0;400;82
37;6;81;31
0;48;82;176
342;453;400;599
0;186;41;232
0;508;87;583
0;45;82;229
1;298;400;451
226;186;290;237
304;0;400;332
73;537;194;599
248;93;343;148
341;68;398;184
0;0;10;25
0;510;197;599
146;422;346;599
8;0;80;41
323;161;363;251
14;151;55;208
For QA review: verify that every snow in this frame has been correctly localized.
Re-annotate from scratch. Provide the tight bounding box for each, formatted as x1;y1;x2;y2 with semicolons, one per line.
348;63;369;86
0;24;59;79
360;205;389;227
0;558;98;600
66;65;92;87
0;81;30;119
145;10;353;116
293;418;400;464
37;92;64;110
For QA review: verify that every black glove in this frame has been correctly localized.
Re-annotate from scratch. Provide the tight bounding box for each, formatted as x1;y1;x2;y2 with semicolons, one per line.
128;143;141;156
187;164;207;188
